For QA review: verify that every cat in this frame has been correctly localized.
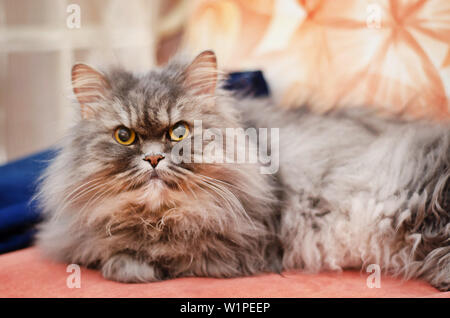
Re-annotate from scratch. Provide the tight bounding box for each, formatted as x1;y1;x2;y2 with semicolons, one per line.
36;50;450;291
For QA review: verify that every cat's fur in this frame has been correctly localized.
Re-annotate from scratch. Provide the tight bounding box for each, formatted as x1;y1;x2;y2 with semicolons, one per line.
36;51;449;291
242;103;450;291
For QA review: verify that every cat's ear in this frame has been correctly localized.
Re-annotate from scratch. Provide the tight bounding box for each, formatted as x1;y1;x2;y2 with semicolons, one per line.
183;50;218;96
71;63;110;119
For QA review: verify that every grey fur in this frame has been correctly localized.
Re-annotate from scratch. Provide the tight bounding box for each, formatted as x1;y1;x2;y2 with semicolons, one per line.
241;102;450;291
36;52;281;283
36;52;449;291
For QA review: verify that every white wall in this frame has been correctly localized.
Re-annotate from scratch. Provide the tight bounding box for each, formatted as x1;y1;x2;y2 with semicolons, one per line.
0;0;163;163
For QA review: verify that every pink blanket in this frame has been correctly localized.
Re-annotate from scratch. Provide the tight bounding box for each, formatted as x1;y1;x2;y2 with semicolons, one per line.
0;247;448;298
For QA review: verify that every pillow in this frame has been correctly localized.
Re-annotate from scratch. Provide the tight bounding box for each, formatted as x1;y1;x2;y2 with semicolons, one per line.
182;0;450;119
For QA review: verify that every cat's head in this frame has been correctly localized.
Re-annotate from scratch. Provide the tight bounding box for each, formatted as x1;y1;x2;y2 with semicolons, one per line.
56;50;258;214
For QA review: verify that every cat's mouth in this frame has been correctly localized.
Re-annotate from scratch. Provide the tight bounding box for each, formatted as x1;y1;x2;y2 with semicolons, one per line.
149;170;169;186
147;170;179;190
149;170;160;180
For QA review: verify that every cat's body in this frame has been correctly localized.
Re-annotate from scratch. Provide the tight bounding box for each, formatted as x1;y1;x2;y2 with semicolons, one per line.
242;102;450;290
36;51;449;291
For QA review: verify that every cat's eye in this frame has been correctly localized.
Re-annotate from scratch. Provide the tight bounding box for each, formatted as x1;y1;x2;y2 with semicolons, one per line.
114;126;136;145
169;122;189;141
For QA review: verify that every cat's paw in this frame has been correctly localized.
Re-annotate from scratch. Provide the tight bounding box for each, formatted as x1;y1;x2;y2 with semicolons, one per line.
433;280;450;292
427;266;449;292
101;254;160;283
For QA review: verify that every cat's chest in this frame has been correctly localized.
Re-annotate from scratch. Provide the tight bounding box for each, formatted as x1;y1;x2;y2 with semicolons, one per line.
95;192;225;239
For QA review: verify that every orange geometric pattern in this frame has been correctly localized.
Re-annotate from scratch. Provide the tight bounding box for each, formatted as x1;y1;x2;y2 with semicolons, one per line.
183;0;450;119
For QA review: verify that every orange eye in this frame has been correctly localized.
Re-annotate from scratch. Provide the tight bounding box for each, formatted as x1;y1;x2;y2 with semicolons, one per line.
114;126;136;145
169;122;189;141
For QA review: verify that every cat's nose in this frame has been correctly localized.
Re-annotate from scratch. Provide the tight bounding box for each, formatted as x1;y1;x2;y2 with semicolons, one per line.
143;154;165;168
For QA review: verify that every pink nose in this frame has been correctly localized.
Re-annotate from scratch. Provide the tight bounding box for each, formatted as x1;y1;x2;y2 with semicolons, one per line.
143;154;165;168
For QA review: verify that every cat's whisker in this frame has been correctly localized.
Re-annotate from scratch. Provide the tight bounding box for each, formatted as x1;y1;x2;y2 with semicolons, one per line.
168;166;200;199
62;177;104;201
190;175;257;230
57;178;105;212
195;172;273;202
62;180;107;206
49;179;106;222
76;181;115;221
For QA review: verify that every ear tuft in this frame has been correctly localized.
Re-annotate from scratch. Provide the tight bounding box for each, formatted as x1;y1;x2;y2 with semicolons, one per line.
71;63;110;119
183;50;218;96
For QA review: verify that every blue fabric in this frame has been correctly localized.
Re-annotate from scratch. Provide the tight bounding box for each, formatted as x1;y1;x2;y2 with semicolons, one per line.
0;150;55;254
0;71;269;254
223;71;270;97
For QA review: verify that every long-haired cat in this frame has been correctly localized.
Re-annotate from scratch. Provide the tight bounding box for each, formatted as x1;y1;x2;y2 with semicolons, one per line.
36;51;449;291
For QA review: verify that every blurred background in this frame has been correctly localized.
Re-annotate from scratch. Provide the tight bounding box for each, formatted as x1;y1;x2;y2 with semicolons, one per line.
1;0;449;164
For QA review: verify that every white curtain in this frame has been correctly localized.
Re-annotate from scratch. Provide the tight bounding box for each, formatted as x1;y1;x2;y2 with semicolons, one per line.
0;0;163;164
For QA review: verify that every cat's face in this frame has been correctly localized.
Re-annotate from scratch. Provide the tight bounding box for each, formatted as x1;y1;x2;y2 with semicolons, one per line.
67;51;240;211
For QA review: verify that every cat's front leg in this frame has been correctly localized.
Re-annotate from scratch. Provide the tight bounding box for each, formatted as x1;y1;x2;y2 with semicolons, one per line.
101;254;161;283
422;248;450;292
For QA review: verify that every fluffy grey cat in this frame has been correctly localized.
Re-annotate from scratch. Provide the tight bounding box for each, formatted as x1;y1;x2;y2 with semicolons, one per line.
36;51;449;291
